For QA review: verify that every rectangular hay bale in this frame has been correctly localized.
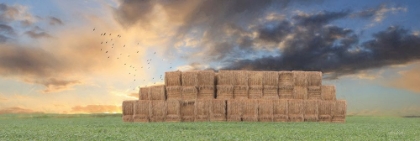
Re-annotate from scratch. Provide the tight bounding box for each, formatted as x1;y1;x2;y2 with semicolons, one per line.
293;71;307;87
217;70;235;85
332;100;347;123
122;100;135;122
279;85;294;99
227;100;243;122
233;85;249;99
273;99;288;122
139;87;150;100
242;100;258;122
307;71;322;86
150;85;166;100
248;71;263;85
318;100;334;122
279;71;294;87
210;99;227;121
288;99;304;122
198;70;215;86
304;100;319;122
182;86;198;100
321;85;336;101
166;86;182;100
166;100;181;122
249;85;263;99
234;70;249;85
194;100;211;122
258;100;273;122
307;86;321;100
133;100;151;122
181;100;195;122
150;100;167;122
263;85;279;99
165;71;182;86
216;85;233;100
197;85;215;99
263;71;279;86
182;71;199;86
293;86;307;100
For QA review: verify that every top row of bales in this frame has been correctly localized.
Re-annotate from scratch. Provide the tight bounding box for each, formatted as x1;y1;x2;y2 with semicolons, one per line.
165;70;322;87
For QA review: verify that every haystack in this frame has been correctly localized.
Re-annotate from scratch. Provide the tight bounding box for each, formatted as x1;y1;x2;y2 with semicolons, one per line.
133;100;150;122
122;100;135;122
249;85;263;99
242;100;258;122
210;99;227;121
182;86;198;100
263;85;279;99
306;71;322;86
293;71;307;87
181;100;195;122
248;71;263;85
227;100;243;121
278;85;294;99
217;70;235;85
198;70;215;86
293;86;307;99
258;100;273;122
182;71;198;86
194;100;211;122
304;100;319;122
166;100;181;122
273;99;288;122
307;86;321;100
332;100;347;123
150;100;167;122
216;85;234;100
139;87;150;100
318;100;333;122
263;71;279;86
166;86;182;100
321;85;336;101
234;70;249;85
233;85;249;99
150;85;166;100
165;71;182;86
279;71;294;87
197;85;215;99
288;99;304;122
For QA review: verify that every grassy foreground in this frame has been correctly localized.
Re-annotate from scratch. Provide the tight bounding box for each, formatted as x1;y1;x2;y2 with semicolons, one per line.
1;114;420;140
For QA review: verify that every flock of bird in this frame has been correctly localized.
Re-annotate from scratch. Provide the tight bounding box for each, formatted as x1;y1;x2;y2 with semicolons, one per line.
93;28;173;90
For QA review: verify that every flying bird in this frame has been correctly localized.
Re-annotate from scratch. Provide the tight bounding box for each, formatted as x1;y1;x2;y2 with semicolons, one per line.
93;28;95;31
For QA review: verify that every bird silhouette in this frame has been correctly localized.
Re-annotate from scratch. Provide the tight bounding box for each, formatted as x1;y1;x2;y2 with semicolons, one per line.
106;51;108;53
93;28;95;31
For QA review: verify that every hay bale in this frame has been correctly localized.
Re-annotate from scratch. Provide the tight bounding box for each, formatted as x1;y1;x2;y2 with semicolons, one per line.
194;100;211;122
182;71;199;86
150;100;167;122
216;85;234;100
318;100;333;122
122;100;135;122
307;71;322;86
249;85;263;99
166;86;182;100
242;100;258;122
166;100;181;122
332;100;347;123
227;100;243;122
279;71;294;87
273;99;288;122
321;85;336;101
139;87;150;100
210;99;227;121
233;85;249;99
288;99;304;122
248;71;263;85
182;86;198;100
197;85;215;99
133;100;151;122
258;100;273;122
293;71;307;87
217;70;235;85
263;71;279;86
150;85;166;100
234;70;249;85
181;100;195;122
279;85;294;99
293;86;307;100
122;115;133;122
304;100;319;122
165;71;182;86
263;85;279;99
198;70;215;86
307;86;321;100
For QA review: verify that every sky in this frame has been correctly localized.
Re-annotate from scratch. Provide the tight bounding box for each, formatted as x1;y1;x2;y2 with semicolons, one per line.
0;0;419;115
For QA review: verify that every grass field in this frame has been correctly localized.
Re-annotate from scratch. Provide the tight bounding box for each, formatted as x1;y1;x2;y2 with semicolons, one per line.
1;114;419;140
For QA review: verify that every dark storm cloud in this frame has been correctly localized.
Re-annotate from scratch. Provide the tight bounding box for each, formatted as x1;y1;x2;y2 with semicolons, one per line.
49;16;63;25
0;24;14;42
33;78;81;93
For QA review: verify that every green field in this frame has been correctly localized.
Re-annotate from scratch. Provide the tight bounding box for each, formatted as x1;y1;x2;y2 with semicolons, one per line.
1;114;419;141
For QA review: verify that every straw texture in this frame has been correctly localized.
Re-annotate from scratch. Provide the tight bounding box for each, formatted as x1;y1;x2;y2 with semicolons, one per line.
306;71;322;86
216;85;234;100
133;100;150;122
293;86;307;99
249;85;263;99
293;71;307;86
318;100;333;122
150;85;166;100
233;85;249;99
242;100;258;122
166;100;181;122
307;86;321;100
182;86;198;100
166;86;182;100
210;99;227;121
321;85;336;101
217;70;235;85
288;99;304;122
279;71;294;87
273;99;288;122
198;70;215;86
139;87;150;100
182;71;199;86
150;100;167;122
234;70;249;85
332;100;347;123
304;100;319;122
165;71;182;86
197;85;215;99
263;85;279;99
263;71;279;86
194;100;211;122
227;100;243;121
278;85;294;99
258;100;273;122
181;100;195;122
249;71;263;85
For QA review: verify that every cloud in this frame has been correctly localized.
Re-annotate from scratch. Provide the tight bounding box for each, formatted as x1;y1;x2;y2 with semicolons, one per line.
25;30;52;39
0;107;42;114
351;4;407;26
128;92;138;99
0;24;14;42
0;3;36;25
31;78;81;93
48;16;63;25
71;105;121;113
390;66;420;93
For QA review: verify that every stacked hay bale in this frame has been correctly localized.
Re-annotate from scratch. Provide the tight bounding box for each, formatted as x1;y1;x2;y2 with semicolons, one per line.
293;71;307;100
139;87;150;100
278;71;294;99
216;70;234;100
249;71;263;99
227;100;242;121
182;71;199;100
166;100;181;122
319;85;336;122
288;99;304;122
263;71;279;99
150;100;167;122
194;100;211;122
258;100;274;122
233;71;249;99
332;100;347;123
197;70;215;99
133;100;150;122
303;100;319;122
242;100;258;122
181;100;195;122
210;99;227;121
165;71;182;100
150;85;166;100
273;99;288;122
122;100;135;122
307;71;322;100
